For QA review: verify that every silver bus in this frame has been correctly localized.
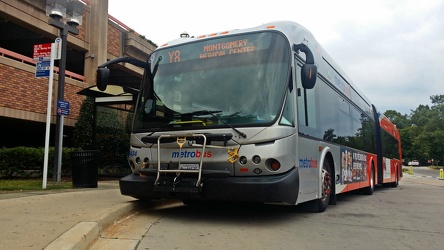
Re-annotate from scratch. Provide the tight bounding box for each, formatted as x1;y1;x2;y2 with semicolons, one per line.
97;21;402;212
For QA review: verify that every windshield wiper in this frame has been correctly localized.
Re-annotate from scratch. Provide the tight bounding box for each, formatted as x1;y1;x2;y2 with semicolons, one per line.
146;110;246;139
179;110;222;117
193;110;247;138
144;110;218;137
145;119;176;136
152;56;162;77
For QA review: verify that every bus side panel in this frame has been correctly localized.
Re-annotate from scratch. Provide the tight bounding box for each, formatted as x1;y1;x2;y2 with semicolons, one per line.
296;136;321;204
337;149;374;193
382;158;402;184
381;157;392;183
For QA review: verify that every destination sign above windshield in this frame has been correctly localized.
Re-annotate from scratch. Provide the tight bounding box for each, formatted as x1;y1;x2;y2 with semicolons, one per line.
158;33;273;64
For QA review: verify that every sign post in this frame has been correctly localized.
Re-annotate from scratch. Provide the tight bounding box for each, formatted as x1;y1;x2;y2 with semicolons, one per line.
36;41;57;189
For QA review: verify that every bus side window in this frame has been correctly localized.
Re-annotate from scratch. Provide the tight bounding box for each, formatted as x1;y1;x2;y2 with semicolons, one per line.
280;90;295;126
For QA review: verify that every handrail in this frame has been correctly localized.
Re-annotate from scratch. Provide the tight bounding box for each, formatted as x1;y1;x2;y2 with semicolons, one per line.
0;47;35;65
0;47;85;82
108;14;140;36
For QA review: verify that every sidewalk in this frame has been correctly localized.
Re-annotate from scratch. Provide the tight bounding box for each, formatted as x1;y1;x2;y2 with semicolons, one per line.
0;180;137;249
1;174;442;250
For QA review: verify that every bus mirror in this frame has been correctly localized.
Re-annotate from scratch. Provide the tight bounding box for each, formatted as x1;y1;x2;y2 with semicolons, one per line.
301;64;317;89
96;68;109;91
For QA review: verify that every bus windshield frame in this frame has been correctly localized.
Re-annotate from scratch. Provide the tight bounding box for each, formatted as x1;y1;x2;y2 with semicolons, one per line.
133;31;291;132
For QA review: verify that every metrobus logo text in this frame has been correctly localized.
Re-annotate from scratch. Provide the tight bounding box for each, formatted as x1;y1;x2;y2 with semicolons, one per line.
171;150;212;158
299;158;318;168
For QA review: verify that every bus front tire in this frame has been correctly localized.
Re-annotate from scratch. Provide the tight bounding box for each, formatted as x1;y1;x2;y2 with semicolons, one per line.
305;159;332;213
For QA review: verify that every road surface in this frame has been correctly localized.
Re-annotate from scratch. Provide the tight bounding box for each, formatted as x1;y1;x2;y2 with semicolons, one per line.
91;173;444;250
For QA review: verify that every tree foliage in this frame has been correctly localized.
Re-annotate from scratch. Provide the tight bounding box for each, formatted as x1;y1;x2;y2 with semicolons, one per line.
72;96;95;150
72;97;131;169
385;94;444;166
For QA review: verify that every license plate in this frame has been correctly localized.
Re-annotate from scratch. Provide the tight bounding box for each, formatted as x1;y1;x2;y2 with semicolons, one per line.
179;164;199;170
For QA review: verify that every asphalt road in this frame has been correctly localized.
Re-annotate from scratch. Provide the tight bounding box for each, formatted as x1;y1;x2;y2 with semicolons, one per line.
407;166;442;178
91;171;444;250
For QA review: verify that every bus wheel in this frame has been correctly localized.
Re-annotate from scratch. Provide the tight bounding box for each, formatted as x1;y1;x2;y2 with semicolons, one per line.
363;165;375;195
318;160;332;212
389;168;399;187
301;160;332;213
320;160;332;207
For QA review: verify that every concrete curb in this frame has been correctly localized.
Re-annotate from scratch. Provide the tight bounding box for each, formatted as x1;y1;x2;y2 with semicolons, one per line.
44;201;138;250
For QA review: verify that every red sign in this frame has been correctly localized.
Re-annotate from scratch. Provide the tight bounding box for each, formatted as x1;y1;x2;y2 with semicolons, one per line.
33;43;52;61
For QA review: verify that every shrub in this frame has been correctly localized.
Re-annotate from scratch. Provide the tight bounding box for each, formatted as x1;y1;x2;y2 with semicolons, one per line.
0;147;79;178
72;96;131;175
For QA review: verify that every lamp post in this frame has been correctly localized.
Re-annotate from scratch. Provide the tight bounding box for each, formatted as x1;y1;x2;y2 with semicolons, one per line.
46;0;83;182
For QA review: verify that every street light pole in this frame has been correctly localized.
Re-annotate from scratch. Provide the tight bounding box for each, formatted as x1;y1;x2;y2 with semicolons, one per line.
48;18;78;181
46;0;83;182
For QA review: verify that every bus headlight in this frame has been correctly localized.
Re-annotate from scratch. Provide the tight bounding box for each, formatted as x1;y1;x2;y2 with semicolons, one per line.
239;156;247;165
252;155;261;164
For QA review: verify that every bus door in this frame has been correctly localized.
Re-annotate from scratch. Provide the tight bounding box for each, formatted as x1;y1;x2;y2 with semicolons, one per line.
295;63;320;202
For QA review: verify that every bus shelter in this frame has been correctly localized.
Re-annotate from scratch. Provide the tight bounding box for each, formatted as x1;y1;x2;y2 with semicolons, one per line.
76;83;138;177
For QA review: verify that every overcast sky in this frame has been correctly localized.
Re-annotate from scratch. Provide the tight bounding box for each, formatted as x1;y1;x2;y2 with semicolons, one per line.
108;0;444;115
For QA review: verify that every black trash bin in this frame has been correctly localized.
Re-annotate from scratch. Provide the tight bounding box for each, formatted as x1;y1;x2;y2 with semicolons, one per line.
70;150;98;188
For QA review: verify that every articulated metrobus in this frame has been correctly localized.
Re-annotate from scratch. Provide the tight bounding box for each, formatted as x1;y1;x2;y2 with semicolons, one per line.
96;21;402;212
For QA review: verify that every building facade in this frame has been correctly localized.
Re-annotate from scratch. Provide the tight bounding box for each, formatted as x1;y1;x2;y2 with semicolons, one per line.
0;0;156;147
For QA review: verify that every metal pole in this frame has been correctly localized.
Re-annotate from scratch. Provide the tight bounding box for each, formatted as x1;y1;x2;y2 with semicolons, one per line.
48;15;78;182
43;42;56;189
53;27;68;182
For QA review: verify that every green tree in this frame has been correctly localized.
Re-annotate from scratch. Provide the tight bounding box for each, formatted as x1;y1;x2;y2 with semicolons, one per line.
384;110;410;129
410;104;433;127
430;95;444;105
72;97;131;171
95;106;130;167
72;96;95;149
399;94;444;165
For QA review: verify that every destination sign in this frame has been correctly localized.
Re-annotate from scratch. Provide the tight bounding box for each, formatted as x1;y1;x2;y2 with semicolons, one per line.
155;33;273;65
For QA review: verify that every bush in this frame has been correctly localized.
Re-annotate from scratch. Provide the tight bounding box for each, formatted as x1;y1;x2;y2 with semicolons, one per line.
0;97;131;178
0;146;132;178
0;95;134;179
0;147;79;178
73;96;131;174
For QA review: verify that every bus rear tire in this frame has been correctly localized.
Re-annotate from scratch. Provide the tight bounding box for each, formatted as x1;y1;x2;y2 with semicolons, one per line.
389;168;399;187
363;165;375;195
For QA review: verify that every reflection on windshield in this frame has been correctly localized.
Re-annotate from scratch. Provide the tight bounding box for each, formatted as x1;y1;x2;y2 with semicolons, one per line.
134;32;290;131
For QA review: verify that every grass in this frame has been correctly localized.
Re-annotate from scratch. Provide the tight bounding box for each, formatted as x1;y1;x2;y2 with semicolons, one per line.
0;179;73;192
430;165;444;169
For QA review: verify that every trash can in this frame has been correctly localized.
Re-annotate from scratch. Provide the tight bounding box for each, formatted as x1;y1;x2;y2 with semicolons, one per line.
70;150;98;188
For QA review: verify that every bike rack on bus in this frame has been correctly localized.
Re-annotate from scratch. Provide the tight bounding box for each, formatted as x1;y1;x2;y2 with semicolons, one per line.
154;134;207;191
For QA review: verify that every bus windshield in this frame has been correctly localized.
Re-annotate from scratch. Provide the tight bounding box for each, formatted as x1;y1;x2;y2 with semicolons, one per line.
134;32;291;131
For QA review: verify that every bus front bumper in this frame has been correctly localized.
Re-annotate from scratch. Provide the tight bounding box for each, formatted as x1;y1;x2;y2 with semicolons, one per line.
119;167;299;205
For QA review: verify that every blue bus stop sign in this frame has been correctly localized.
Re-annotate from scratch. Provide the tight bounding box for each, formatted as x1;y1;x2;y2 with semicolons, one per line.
35;61;50;78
